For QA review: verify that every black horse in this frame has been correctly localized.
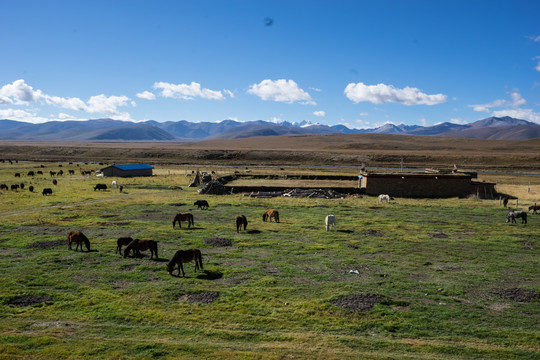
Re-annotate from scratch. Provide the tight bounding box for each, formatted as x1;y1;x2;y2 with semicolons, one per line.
194;200;209;209
506;210;527;224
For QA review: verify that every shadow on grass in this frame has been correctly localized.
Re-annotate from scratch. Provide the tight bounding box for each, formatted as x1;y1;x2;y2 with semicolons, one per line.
247;230;261;234
196;270;223;280
337;229;354;234
173;227;204;231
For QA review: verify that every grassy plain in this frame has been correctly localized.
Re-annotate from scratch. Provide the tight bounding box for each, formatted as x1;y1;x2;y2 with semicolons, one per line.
0;139;539;359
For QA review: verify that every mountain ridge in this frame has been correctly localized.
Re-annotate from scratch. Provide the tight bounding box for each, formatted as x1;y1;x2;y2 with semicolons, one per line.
0;116;538;141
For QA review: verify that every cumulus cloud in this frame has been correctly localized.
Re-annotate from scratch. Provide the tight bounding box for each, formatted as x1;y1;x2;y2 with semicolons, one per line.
153;81;226;100
449;118;468;125
0;108;49;123
136;91;156;100
469;91;527;112
344;82;447;105
0;79;43;105
491;109;540;123
248;79;315;105
0;79;135;123
313;110;326;117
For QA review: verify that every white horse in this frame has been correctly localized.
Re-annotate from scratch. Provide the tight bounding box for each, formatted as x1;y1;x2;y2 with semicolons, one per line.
378;194;391;203
325;215;336;231
112;180;117;188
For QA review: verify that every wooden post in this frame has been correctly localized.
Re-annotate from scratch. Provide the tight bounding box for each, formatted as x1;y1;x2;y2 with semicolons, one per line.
516;199;519;208
499;196;502;206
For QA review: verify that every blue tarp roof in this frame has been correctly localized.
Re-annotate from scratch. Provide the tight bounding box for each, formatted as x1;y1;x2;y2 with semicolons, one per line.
110;164;154;171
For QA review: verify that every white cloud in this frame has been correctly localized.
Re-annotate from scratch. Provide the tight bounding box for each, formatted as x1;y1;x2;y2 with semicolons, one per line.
449;118;468;125
0;79;134;121
491;109;540;124
344;82;447;105
536;60;540;72
223;89;235;98
136;91;156;100
0;79;43;105
44;95;87;111
248;79;315;105
86;94;130;114
469;91;527;112
268;117;283;123
0;108;49;123
528;35;540;42
153;81;226;100
313;110;326;117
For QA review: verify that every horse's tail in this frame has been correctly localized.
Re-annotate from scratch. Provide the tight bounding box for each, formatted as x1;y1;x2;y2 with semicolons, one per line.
190;214;194;226
275;211;280;223
154;242;158;259
197;250;203;270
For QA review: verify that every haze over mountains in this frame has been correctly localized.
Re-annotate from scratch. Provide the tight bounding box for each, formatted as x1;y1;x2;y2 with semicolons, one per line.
0;116;538;141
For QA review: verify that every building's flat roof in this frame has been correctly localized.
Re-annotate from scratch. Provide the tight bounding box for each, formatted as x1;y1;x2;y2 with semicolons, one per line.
104;164;154;171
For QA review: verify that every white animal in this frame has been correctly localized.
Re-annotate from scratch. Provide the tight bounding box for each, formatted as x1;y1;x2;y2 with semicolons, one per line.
325;215;336;232
112;180;117;188
378;194;391;203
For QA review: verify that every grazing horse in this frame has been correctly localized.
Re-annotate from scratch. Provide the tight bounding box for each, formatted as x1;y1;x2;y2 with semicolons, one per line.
194;200;209;209
123;239;158;259
67;231;90;251
378;194;391;203
166;249;203;277
263;209;280;223
42;188;53;195
172;213;194;228
115;237;133;254
528;205;540;214
0;184;8;191
10;184;19;191
236;215;248;232
325;215;336;231
506;211;527;224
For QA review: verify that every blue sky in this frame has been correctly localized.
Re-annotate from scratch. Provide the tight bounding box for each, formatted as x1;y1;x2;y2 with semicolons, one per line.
1;0;539;128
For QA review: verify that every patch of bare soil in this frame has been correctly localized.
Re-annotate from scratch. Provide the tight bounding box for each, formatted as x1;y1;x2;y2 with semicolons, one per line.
7;295;53;307
429;232;448;238
332;293;386;312
26;240;65;249
180;291;220;304
364;229;384;237
494;288;540;302
204;237;232;247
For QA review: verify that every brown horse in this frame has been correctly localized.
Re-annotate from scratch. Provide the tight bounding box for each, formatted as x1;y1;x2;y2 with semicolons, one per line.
236;215;248;232
115;237;133;254
172;212;194;228
166;249;203;277
262;209;280;223
123;239;158;259
529;205;540;214
67;231;90;251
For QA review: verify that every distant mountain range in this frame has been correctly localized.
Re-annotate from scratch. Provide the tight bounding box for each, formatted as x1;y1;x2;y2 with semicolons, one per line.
0;116;538;141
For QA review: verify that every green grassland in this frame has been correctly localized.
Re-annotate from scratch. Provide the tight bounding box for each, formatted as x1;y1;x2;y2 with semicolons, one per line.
0;162;539;359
